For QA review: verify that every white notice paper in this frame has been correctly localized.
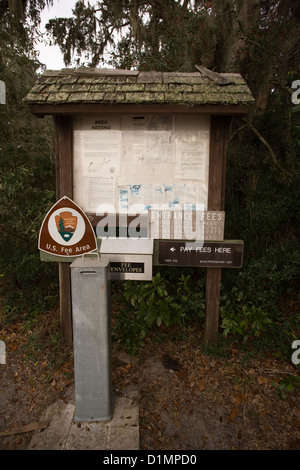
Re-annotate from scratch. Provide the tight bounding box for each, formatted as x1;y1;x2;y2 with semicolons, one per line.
82;130;121;177
87;177;115;212
175;142;207;180
146;115;174;163
74;116;121;178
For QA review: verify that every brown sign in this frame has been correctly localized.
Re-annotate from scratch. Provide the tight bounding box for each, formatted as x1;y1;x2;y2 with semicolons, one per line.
38;196;97;257
158;240;244;268
148;210;225;241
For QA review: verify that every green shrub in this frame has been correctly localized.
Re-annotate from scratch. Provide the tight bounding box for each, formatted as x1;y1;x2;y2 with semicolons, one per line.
0;116;58;317
220;287;272;339
112;270;206;356
220;240;300;349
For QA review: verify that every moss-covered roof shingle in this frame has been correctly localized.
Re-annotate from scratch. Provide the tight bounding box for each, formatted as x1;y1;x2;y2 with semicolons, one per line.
24;67;254;109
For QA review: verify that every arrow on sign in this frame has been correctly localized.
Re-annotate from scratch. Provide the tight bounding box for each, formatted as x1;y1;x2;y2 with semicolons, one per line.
170;247;176;252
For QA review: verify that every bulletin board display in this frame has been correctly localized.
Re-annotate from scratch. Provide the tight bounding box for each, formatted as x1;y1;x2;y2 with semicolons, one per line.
73;114;210;215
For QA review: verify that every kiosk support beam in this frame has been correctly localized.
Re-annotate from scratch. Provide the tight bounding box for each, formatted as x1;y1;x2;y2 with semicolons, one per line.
55;115;73;344
204;115;231;345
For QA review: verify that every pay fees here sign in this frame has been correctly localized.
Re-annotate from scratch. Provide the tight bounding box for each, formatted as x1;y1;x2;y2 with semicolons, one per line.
38;196;97;257
158;240;244;268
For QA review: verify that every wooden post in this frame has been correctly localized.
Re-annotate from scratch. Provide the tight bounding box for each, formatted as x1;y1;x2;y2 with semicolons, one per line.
55;115;73;344
204;115;231;345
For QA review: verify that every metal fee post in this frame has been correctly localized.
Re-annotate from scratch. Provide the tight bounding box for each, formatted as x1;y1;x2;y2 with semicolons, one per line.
70;255;113;422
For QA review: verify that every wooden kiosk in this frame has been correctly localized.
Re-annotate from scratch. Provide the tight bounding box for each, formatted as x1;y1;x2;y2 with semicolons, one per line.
25;66;254;344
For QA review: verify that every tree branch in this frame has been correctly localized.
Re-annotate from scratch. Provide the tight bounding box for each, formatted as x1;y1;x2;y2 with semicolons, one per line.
227;123;248;143
242;117;291;176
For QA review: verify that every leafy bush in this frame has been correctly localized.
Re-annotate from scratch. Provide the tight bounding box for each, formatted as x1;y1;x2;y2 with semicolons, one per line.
112;270;206;356
272;376;300;401
220;287;272;339
0;114;58;316
223;240;300;314
220;239;300;348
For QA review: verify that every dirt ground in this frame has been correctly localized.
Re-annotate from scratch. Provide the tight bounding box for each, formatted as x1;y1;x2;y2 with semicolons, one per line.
1;307;300;451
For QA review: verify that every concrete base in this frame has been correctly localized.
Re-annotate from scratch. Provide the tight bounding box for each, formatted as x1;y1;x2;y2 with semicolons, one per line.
28;396;139;450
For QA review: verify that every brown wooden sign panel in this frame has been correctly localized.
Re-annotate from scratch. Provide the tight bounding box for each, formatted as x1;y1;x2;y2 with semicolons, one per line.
158;240;244;268
38;196;97;257
148;210;225;241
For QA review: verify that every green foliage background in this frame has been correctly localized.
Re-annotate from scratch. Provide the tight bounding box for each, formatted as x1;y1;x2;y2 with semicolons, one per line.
0;114;57;315
0;1;57;317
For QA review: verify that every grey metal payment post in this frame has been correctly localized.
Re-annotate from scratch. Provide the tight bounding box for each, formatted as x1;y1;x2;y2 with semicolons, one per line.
70;255;112;422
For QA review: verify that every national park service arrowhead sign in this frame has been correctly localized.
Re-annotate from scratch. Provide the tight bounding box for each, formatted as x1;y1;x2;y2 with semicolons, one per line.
38;196;97;257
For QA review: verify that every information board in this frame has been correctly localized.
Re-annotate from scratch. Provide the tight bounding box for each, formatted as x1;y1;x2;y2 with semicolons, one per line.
73;114;210;215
